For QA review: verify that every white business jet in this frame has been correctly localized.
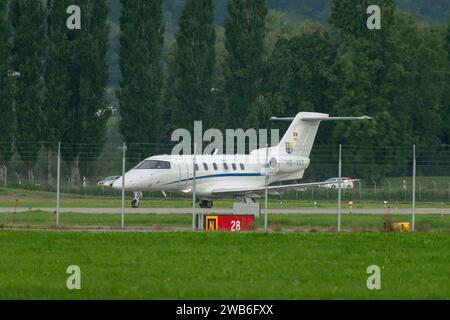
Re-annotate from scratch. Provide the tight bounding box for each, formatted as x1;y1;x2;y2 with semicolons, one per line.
112;112;371;208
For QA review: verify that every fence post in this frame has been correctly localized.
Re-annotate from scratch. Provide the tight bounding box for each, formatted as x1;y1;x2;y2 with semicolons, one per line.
56;142;61;225
338;144;342;232
121;142;126;229
192;143;197;231
264;144;269;231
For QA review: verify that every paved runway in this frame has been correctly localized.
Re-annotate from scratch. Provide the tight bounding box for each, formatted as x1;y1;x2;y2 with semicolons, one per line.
0;207;448;215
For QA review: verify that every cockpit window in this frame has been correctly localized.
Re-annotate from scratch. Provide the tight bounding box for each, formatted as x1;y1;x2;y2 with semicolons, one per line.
134;160;171;169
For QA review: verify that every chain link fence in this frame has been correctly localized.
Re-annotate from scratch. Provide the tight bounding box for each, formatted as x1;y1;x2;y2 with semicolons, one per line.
0;142;449;232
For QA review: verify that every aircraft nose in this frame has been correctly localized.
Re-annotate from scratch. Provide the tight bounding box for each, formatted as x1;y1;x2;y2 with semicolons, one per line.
112;172;140;191
112;177;123;190
112;176;135;190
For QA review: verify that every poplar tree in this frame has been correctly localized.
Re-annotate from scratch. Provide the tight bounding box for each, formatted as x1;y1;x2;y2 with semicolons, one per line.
260;33;336;139
60;0;110;183
171;0;216;133
118;0;164;160
10;0;46;183
0;0;15;166
442;19;450;144
44;0;73;184
224;0;268;128
329;0;414;180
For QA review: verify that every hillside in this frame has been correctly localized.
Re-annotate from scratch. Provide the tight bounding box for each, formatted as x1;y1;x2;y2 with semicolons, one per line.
108;0;450;26
107;0;449;86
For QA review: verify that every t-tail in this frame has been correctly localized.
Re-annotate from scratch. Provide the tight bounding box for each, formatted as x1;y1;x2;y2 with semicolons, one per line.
270;112;372;158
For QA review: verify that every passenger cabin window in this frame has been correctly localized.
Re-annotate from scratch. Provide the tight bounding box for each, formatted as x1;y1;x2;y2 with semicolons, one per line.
240;163;245;170
223;163;229;171
203;163;208;171
135;160;171;169
232;163;237;170
194;164;199;171
213;163;218;171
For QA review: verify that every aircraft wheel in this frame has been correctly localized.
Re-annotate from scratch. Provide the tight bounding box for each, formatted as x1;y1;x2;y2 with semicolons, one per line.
131;198;140;208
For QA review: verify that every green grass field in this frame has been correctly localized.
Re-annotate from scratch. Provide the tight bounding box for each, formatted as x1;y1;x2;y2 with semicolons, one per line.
0;231;448;299
1;187;449;209
1;211;450;232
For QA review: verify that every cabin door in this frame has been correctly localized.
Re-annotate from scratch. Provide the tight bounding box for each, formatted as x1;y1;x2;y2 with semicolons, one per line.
178;161;189;186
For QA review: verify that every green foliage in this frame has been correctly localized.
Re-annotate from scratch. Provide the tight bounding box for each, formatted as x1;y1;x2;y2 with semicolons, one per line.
45;0;72;144
0;1;15;165
259;33;336;133
1;0;449;184
170;0;216;133
10;0;46;179
118;0;164;159
412;25;448;147
329;0;395;39
326;12;414;180
447;20;450;57
442;19;450;144
327;2;450;181
224;0;268;129
58;0;110;182
159;1;449;27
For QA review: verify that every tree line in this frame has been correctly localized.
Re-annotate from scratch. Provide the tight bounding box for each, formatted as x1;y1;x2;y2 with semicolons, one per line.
121;0;449;169
0;0;449;185
0;0;109;183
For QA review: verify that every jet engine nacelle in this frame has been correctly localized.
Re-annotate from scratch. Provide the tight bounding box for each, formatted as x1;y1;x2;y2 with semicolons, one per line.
268;156;310;173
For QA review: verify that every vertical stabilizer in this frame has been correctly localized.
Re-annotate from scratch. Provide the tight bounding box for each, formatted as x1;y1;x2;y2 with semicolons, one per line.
277;112;328;158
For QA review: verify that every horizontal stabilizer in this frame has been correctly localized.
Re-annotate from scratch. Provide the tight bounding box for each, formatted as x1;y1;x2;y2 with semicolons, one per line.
270;115;372;122
302;116;372;121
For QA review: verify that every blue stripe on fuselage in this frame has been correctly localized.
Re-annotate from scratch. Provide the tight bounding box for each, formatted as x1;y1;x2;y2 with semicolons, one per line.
163;172;263;186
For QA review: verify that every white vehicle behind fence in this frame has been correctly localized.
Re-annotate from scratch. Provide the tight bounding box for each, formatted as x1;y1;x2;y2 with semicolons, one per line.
320;177;355;189
97;175;121;187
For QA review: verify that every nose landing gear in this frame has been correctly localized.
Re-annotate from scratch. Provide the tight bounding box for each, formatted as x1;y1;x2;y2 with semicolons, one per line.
131;191;143;208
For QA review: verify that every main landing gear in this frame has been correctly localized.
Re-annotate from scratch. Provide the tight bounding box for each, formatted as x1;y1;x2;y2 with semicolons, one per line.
131;191;143;208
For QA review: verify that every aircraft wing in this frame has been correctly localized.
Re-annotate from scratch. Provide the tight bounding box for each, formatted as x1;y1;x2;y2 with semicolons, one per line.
210;180;332;197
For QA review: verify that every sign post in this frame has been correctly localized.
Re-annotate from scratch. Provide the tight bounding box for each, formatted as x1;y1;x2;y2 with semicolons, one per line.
121;142;126;229
192;143;197;231
338;144;342;232
264;144;269;231
56;142;61;225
